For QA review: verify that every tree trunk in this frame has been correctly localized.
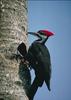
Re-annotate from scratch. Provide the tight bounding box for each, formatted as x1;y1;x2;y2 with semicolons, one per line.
0;0;31;100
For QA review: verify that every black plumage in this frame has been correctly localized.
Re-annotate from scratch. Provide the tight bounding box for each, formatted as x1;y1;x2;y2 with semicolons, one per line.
17;30;54;100
27;41;51;100
28;41;51;87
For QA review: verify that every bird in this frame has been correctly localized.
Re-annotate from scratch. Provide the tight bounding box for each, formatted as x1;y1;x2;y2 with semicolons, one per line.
17;30;54;100
26;30;54;100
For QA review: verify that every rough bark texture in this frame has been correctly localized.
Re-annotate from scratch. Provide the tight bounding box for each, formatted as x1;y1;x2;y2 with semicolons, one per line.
0;0;31;100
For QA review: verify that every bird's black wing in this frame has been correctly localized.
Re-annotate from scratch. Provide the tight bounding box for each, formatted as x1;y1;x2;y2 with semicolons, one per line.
27;42;51;90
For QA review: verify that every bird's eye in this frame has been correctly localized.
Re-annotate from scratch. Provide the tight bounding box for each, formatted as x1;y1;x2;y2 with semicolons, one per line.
39;32;45;36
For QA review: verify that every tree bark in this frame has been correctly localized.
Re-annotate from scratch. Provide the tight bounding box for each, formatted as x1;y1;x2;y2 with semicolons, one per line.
0;0;31;100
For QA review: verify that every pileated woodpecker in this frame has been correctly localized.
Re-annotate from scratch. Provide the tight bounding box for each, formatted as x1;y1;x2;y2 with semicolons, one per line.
17;30;54;100
27;30;54;100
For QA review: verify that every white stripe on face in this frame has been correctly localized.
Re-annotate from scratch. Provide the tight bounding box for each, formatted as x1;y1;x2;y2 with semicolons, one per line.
38;34;47;39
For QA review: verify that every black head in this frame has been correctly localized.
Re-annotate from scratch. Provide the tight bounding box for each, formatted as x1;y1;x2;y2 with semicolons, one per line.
28;30;54;44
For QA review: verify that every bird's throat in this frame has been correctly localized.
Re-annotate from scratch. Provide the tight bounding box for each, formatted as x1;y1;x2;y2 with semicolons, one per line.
36;37;48;45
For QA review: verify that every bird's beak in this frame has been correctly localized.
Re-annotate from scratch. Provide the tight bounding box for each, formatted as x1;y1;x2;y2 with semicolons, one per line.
28;32;41;38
